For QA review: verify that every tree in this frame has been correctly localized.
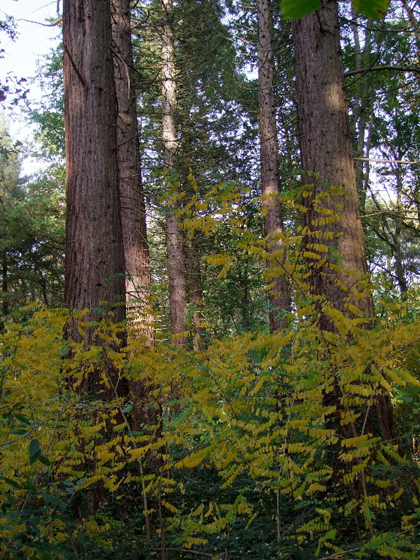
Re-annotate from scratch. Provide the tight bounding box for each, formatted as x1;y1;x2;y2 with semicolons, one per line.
293;0;396;440
111;0;153;343
63;0;125;372
257;0;291;331
161;0;188;345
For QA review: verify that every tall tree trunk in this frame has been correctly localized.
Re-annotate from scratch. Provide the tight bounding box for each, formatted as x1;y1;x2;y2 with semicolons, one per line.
257;0;291;332
161;0;187;345
111;0;158;435
293;0;396;441
294;0;373;320
111;0;154;344
63;0;125;380
63;0;127;514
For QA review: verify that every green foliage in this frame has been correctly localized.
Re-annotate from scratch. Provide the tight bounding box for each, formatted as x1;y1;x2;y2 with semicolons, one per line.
0;122;65;316
281;0;321;20
2;191;420;557
281;0;391;19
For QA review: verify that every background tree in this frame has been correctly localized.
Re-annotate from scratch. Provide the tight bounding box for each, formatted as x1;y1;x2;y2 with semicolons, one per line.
111;0;154;342
257;0;291;331
160;0;188;345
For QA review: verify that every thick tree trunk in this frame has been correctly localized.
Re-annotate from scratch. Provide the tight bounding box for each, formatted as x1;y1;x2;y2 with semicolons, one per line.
293;0;396;441
63;0;127;514
63;0;125;381
111;0;154;344
161;0;187;345
257;0;291;332
293;0;373;321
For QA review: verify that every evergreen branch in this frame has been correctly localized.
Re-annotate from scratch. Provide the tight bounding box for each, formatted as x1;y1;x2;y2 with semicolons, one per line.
345;65;420;77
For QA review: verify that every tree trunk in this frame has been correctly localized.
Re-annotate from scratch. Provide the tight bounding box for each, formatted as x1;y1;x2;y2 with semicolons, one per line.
111;0;154;344
161;0;188;345
111;0;158;434
257;0;291;332
293;0;396;441
293;0;373;321
63;0;125;383
63;0;128;515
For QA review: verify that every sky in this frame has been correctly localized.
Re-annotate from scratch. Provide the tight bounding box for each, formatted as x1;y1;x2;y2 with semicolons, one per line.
1;0;61;170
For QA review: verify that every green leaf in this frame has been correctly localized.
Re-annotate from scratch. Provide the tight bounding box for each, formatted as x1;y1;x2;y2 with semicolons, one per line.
29;438;41;464
39;455;51;466
41;490;58;506
281;0;389;19
58;346;71;358
15;413;32;426
3;477;20;489
352;0;390;19
281;0;321;19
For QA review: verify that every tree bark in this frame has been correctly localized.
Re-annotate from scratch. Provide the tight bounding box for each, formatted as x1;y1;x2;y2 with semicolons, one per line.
161;0;188;345
111;0;154;344
63;0;128;514
293;0;373;321
293;0;396;441
257;0;291;332
63;0;125;377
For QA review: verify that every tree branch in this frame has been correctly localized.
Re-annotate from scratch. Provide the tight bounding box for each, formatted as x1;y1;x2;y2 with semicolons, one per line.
354;157;420;165
149;548;224;559
346;65;420;77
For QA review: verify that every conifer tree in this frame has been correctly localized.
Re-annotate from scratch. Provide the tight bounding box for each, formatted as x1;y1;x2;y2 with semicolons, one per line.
63;0;125;386
161;0;188;345
293;0;396;440
257;0;291;331
111;0;154;343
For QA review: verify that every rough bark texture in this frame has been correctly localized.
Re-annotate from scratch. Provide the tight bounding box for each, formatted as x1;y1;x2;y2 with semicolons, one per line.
111;0;157;433
293;0;396;441
63;1;127;513
257;0;291;332
293;0;373;320
161;0;187;345
111;0;154;344
63;0;125;363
